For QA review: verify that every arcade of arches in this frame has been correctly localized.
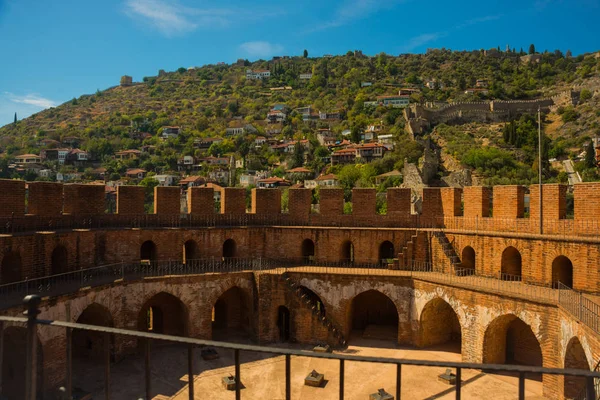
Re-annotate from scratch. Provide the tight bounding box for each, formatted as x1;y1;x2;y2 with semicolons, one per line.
483;315;543;368
138;292;187;336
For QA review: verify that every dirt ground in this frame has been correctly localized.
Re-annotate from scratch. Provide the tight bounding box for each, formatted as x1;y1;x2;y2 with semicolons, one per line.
73;333;546;400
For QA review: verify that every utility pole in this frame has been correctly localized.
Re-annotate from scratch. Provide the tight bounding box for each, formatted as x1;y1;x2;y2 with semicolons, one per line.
538;107;543;234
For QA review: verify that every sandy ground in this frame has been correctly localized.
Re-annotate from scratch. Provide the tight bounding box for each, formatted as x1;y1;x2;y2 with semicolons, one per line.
72;333;546;400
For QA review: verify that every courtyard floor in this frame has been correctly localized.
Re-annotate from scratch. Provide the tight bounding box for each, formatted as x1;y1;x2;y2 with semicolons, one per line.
74;333;546;400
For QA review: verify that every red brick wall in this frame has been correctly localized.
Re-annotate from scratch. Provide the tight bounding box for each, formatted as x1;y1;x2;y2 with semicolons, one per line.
319;188;344;216
28;182;63;216
493;185;525;219
63;184;105;215
116;186;145;215
0;179;25;217
221;188;246;214
187;187;214;215
529;184;567;220
251;189;281;215
288;188;311;221
386;188;411;218
463;186;491;218
351;188;376;217
422;188;442;221
441;187;463;217
154;186;181;215
574;182;600;222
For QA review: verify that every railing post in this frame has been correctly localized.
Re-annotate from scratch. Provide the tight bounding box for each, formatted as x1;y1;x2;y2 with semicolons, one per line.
24;294;41;400
234;349;241;400
285;354;291;400
396;363;402;400
0;321;4;394
145;339;151;400
455;367;461;400
339;359;344;400
518;372;525;399
104;332;110;400
66;327;72;399
586;375;595;400
188;344;194;400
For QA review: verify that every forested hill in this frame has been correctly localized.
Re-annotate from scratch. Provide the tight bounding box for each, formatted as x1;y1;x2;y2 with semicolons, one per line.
1;47;600;186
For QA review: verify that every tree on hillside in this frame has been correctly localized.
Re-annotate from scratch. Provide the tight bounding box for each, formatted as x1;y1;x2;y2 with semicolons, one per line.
292;143;304;168
585;141;597;168
13;113;17;124
566;49;572;58
529;44;536;54
303;49;308;58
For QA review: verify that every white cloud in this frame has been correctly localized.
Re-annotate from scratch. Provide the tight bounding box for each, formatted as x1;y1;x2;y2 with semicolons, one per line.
6;92;56;109
309;0;404;32
124;0;284;37
239;41;284;58
399;33;444;52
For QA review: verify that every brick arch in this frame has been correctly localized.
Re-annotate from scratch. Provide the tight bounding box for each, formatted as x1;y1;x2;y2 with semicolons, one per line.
340;240;354;263
137;291;188;337
210;285;252;340
140;240;157;261
301;238;315;261
500;246;522;279
482;314;542;369
551;255;573;288
1;250;22;284
50;244;69;275
72;303;115;362
419;297;462;351
222;238;237;258
347;289;399;342
183;239;200;262
563;336;591;399
461;246;475;272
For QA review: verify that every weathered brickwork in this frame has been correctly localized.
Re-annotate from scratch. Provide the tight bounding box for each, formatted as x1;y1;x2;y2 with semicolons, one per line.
493;185;525;219
187;187;215;215
0;179;26;217
116;186;145;215
63;184;105;215
1;181;600;399
154;186;180;215
28;182;63;216
221;187;246;214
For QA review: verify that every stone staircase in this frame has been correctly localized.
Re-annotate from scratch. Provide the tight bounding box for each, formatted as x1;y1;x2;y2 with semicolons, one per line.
281;272;347;347
397;234;420;269
432;231;461;266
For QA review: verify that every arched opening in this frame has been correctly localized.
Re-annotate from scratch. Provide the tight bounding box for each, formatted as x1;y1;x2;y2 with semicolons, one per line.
222;239;236;259
461;246;475;273
552;255;573;288
140;240;157;261
277;306;291;342
301;239;315;262
341;240;354;264
73;303;115;362
183;240;199;263
379;241;395;262
501;246;522;280
212;286;251;341
420;298;461;353
564;337;590;399
1;327;43;400
350;290;398;342
138;292;187;337
483;315;542;376
1;251;22;284
51;245;68;275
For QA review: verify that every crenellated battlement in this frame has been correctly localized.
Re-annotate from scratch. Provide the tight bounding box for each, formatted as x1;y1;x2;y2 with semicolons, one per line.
1;180;600;236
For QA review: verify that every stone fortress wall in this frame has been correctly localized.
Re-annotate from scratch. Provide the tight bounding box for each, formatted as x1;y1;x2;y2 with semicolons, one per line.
0;180;599;399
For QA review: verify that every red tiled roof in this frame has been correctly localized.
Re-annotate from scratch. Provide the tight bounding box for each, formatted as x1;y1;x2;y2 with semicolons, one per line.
287;167;311;173
126;168;146;175
315;174;338;181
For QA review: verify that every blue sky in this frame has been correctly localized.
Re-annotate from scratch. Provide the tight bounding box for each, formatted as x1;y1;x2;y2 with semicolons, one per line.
0;0;598;127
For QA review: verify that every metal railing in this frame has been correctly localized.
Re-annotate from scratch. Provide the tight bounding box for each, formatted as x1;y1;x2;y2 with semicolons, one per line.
9;295;600;400
1;214;600;240
1;258;596;334
558;282;600;335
